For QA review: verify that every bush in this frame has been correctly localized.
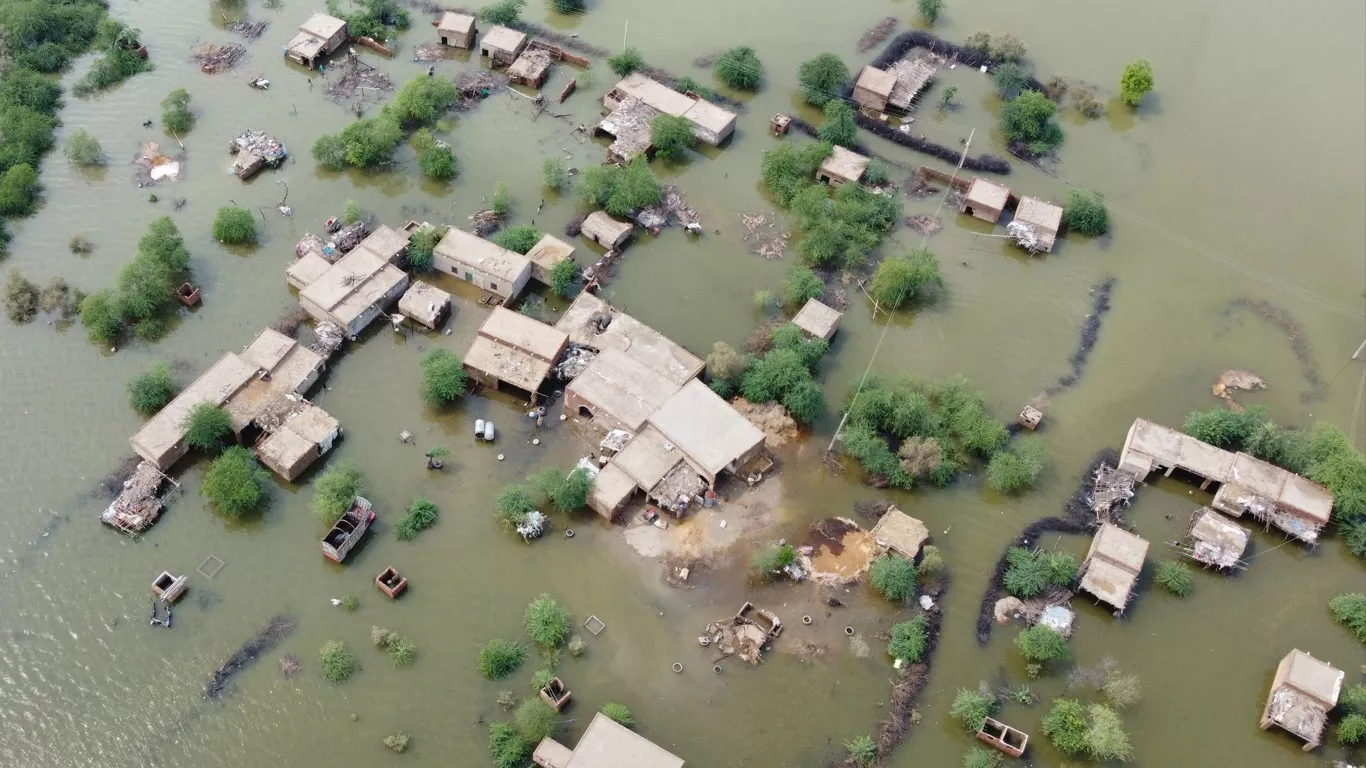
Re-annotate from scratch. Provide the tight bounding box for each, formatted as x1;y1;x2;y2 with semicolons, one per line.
553;0;585;12
920;544;945;574
161;89;192;133
488;722;533;768
950;688;997;733
1085;703;1134;762
0;164;40;216
963;747;1002;768
319;640;358;683
213;206;257;245
396;497;439;540
1154;560;1193;597
607;47;645;77
342;199;362;224
313;115;402;169
1042;698;1088;754
989;33;1027;63
993;62;1028;100
576;156;661;216
183;403;232;452
568;636;585;657
869;249;941;308
419;348;467;405
525;594;571;647
3;269;39;324
817;100;858;148
554;468;592;511
751;543;796;578
514;699;558;742
1119;59;1154;107
753;289;777;310
496;483;537;529
1064;189;1110;236
81;289;123;343
391;75;459;125
478;0;524;24
372;625;398;647
492;226;542;254
388;636;417;666
1181;406;1262;449
887;615;929;662
202;447;268;517
340;594;359;611
986;437;1048;493
651;114;696;161
674;75;715;101
602;702;634;727
760;141;832;206
797;53;849;106
1000;90;1063;155
139;217;191;271
1340;714;1366;745
542;157;568;190
1102;669;1142;710
419;144;457;179
73;43;153;98
311;461;365;523
128;362;178;415
1340;684;1366;716
1016;625;1069;663
869;556;917;601
548;258;578;297
844;734;876;765
64;129;104;166
1330;593;1366;643
863;158;888;185
383;732;410;753
406;225;440;271
964;30;992;53
715;46;762;90
1344;517;1366;560
479;638;527;679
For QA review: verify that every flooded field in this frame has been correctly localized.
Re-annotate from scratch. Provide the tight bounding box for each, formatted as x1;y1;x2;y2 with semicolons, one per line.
1;0;1363;766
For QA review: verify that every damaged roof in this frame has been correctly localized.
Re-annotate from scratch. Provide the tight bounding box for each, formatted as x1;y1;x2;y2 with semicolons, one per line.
869;506;929;560
555;292;704;385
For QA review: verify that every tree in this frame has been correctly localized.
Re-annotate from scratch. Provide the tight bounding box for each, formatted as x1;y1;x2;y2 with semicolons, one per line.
797;53;849;106
869;249;941;309
1084;704;1134;762
490;182;510;215
1119;59;1153;107
548;258;578;297
478;638;527;679
1329;593;1366;643
707;341;745;386
542;157;568;190
312;461;365;523
81;289;123;343
938;84;958;110
128;362;178;415
64;129;103;166
577;157;661;215
950;688;998;732
1154;560;1193;596
553;468;592;511
406;225;440;271
160;89;192;133
515;700;558;742
759;141;832;206
869;556;917;601
3;269;39;324
426;445;450;469
489;722;533;768
525;594;571;647
419;348;467;405
212;206;257;244
390;75;459;125
342;199;362;224
202;446;269;517
989;33;1026;63
477;0;524;25
715;46;762;90
491;226;541;254
1064;188;1109;236
183;403;232;451
1102;669;1143;710
887;615;929;662
0;163;40;216
607;47;644;77
395;497;439;540
319;640;358;683
1042;698;1088;754
783;266;824;305
817;100;858;148
917;0;944;24
963;747;1002;768
1340;714;1366;746
751;543;796;578
1016;625;1069;663
992;62;1027;100
999;90;1063;155
651;114;695;161
312;134;347;171
419;145;456;179
553;0;585;12
986;436;1048;493
601;703;634;728
139;217;191;271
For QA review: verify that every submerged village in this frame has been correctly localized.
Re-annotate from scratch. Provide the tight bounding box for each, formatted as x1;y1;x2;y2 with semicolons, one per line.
0;1;1364;768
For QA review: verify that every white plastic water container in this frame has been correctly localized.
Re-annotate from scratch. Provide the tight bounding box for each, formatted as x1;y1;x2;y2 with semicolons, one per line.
474;419;485;438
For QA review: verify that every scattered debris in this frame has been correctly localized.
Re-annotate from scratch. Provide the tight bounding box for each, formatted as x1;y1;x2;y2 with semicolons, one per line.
469;209;506;237
857;17;898;53
554;342;597;380
1089;462;1136;523
453;69;509;110
1213;369;1267;411
229;129;287;179
309;321;346;359
412;43;450;62
740;212;788;259
702;603;782;664
205;615;296;698
633;185;700;231
248;75;270;90
193;43;248;74
324;53;395;108
279;654;302;678
905;214;942;237
229;17;270;41
135;141;184;185
731;398;799;448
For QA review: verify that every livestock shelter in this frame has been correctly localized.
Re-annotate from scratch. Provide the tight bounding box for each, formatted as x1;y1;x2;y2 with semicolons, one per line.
580;211;633;250
790;299;842;341
961;177;1011;223
436;12;476;49
816;145;870;187
853;66;896;111
432;227;533;300
284;13;347;69
1259;649;1344;751
1010;196;1064;253
480;25;527;66
533;712;684;768
464;307;568;402
1078;522;1149;612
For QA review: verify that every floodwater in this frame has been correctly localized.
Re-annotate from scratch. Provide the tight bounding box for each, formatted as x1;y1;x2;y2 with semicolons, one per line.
2;0;1364;765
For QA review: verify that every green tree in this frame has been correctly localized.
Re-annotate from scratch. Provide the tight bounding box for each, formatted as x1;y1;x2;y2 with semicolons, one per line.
477;0;524;25
542;157;568;190
319;640;358;683
989;33;1027;63
0;164;40;216
607;47;644;77
759;141;832;206
817;100;858;148
490;182;511;215
963;747;1002;768
715;46;762;90
342;199;362;224
651;114;695;161
1119;59;1154;107
139;217;192;271
950;688;998;732
406;225;440;271
419;348;467;405
80;289;123;343
1064;188;1109;236
751;543;796;578
63;129;103;166
3;269;39;324
1340;714;1366;745
797;53;849;106
601;703;634;727
1084;704;1134;762
887;615;929;662
515;699;558;741
183;403;232;451
1016;624;1069;663
479;638;527;678
869;249;941;309
863;157;888;185
212;206;257;244
917;0;945;24
488;722;533;768
783;265;824;305
938;84;958;110
1330;593;1366;643
492;226;541;254
992;62;1027;100
419;145;456;179
312;461;366;523
395;497;439;540
553;0;585;12
1154;560;1193;596
128;362;178;415
986;436;1048;493
160;89;192;133
202;446;269;517
115;253;173;321
390;75;459;125
1042;698;1088;754
553;468;593;511
548;258;578;297
312;134;347;171
999;90;1063;155
869;556;918;601
525;594;571;647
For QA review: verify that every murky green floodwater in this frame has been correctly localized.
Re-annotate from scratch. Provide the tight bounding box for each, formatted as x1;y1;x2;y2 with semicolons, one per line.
2;0;1364;766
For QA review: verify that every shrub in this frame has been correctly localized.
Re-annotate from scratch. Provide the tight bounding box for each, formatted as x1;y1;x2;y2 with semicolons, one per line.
548;258;578;297
0;164;40;216
938;84;958;109
73;42;153;98
496;483;537;529
3;269;39;324
760;141;832;206
492;226;542;254
964;30;992;53
183;403;232;452
554;468;592;512
525;594;571;647
128;362;178;415
715;46;762;90
312;461;365;523
542;157;568;191
707;342;746;387
753;289;777;310
869;556;917;601
1345;518;1366;560
783;378;825;424
1119;59;1154;107
388;636;417;666
950;688;997;733
1330;593;1366;643
1340;714;1366;745
490;182;510;215
1069;84;1105;118
798;53;849;106
406;225;440;271
479;639;527;679
69;235;93;254
999;90;1063;155
651;114;696;161
313;115;402;169
340;594;359;611
514;699;558;742
419;348;467;405
371;625;398;647
920;545;945;574
568;636;585;657
530;667;555;693
989;33;1027;63
993;62;1028;100
887;615;929;662
817;100;858;148
342;199;362;224
319;640;358;683
1042;698;1088;754
986;437;1048;493
576;156;661;216
917;0;945;23
1016;625;1069;663
139;217;191;271
553;0;584;13
1085;703;1134;762
161;89;192;133
869;249;941;308
38;277;72;315
1102;670;1142;710
396;497;439;540
1181;406;1262;448
607;47;645;77
64;129;104;166
1150;560;1192;596
80;289;123;343
751;544;796;578
1064;189;1110;236
674;75;715;101
202;446;269;516
213;207;257;245
1340;684;1366;715
488;722;534;768
478;0;524;25
963;747;1002;768
1043;551;1078;586
383;732;410;753
602;702;634;727
312;135;347;171
863;158;888;185
391;75;459;125
419;144;457;179
844;734;876;765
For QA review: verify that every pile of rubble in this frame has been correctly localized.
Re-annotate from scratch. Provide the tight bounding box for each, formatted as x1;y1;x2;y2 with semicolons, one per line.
193;43;248;74
325;54;395;104
554;343;597;380
633;185;701;233
309;321;346;359
700;604;782;664
740;212;788;259
229;17;270;41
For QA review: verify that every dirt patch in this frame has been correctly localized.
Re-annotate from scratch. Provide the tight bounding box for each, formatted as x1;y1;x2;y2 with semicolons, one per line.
1212;369;1267;412
802;517;878;586
906;214;942;236
622;476;784;561
732;398;800;448
792;640;829;664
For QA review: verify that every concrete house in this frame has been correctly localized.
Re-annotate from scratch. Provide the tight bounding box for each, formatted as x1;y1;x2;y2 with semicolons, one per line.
436;11;476;49
131;353;259;471
432;227;533;300
1010;196;1064;253
507;47;555;88
256;404;341;481
526;234;575;285
790;299;842;341
284;13;348;69
556;293;705;386
464;307;568;402
604;73;738;146
533;712;684;768
580;212;633;250
587;461;637;522
1078;522;1149;613
1259;649;1343;751
647;380;767;488
870;506;930;560
397;280;452;330
961;177;1011;223
565;348;684;433
853;66;896;111
817;145;870;187
480;25;527;66
299;246;410;337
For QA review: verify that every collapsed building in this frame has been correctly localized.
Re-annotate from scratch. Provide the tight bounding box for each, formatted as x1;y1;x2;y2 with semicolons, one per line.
598;73;738;160
1259;649;1344;751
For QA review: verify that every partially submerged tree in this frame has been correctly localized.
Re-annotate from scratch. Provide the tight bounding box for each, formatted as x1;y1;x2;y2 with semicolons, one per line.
202;446;269;517
1064;188;1110;236
783;265;824;306
542;157;568;191
938;84;958;110
1329;593;1366;643
319;640;359;683
3;269;39;324
797;53;849;107
311;461;366;523
524;594;571;647
419;144;457;179
492;226;541;254
651;114;696;161
950;687;998;732
488;722;534;768
160;89;192;133
817;100;858;148
419;348;467;405
515;699;558;742
477;0;525;25
1119;59;1154;107
395;497;439;540
183;403;232;451
869;249;942;309
1154;560;1193;596
917;0;945;24
989;33;1027;63
479;638;527;679
986;436;1048;493
390;75;459;125
489;182;511;215
575;156;661;216
548;258;578;297
999;90;1064;156
607;47;645;77
887;615;929;662
869;555;918;602
844;734;876;765
128;361;178;415
715;46;762;90
1016;624;1069;664
406;225;440;271
213;206;257;245
601;702;634;728
1042;698;1088;754
992;62;1028;100
64;129;104;166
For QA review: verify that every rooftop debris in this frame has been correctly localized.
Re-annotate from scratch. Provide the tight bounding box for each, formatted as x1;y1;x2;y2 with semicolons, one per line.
469;209;505;236
134;141;184;185
633;186;700;231
229;129;286;167
857;16;898;53
205;615;296;699
193;42;248;74
324;54;395;107
309;321;346;359
453;69;509;109
1088;462;1136;524
555;342;597;380
229;17;270;41
906;214;942;236
740;212;789;259
1213;369;1267;411
101;461;178;535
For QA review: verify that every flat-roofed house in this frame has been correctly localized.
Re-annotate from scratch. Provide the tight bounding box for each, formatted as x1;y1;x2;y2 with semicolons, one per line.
565;348;684;433
555;293;705;386
870;506;930;560
526;234;575;285
533;712;684;768
480;25;527;66
961;177;1012;223
432;227;533;300
131;354;260;471
647;379;766;488
256;404;341;481
284;13;348;69
507;47;554;88
790;299;842;341
853;66;896;111
397;280;452;330
817;145;870;187
604;73;738;146
1078;522;1149;613
1259;649;1344;751
1010;196;1064;253
587;461;637;522
436;12;476;49
465;307;568;402
299;246;410;337
580;212;633;250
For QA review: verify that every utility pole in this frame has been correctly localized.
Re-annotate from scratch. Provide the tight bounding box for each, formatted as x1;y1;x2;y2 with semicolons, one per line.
622;20;629;52
1353;338;1366;361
